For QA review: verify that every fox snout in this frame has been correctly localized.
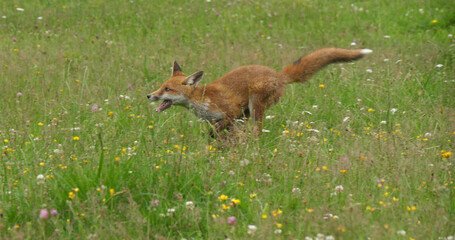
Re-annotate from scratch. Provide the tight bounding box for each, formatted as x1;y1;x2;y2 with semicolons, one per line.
147;93;161;101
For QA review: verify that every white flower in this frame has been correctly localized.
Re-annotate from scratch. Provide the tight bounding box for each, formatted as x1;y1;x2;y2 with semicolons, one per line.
2;16;6;19
37;16;43;20
384;35;391;39
265;115;275;119
343;117;350;122
325;236;335;240
335;185;344;193
366;69;373;73
436;64;443;68
449;34;453;38
307;129;320;133
292;187;301;194
390;108;398;114
419;8;424;14
383;58;389;62
185;201;194;210
247;225;258;235
16;8;24;11
350;42;357;46
37;174;45;184
380;121;387;124
302;110;312;115
240;159;250;166
312;105;318;110
262;129;270;133
396;230;406;236
316;233;325;240
305;237;313;240
274;229;282;234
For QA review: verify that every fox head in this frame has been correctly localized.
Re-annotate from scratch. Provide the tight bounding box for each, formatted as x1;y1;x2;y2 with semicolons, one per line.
147;61;204;112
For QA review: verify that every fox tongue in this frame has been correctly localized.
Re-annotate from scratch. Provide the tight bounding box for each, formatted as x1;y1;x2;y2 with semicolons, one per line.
156;100;172;112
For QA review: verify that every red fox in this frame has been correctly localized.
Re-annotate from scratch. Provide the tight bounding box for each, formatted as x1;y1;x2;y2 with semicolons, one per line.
148;48;372;137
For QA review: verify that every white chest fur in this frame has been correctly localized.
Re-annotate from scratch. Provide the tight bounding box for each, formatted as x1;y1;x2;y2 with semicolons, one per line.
189;101;224;122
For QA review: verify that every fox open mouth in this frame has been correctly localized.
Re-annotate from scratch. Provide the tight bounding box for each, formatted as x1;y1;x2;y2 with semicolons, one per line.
155;100;173;112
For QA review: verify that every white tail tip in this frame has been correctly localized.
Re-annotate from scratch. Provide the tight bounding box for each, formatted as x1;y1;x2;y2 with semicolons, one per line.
361;49;373;55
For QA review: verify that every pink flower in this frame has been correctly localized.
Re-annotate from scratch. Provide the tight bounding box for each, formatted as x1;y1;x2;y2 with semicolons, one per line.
39;209;49;219
50;209;58;216
227;216;236;225
91;105;98;112
221;180;226;186
229;170;235;175
13;37;17;42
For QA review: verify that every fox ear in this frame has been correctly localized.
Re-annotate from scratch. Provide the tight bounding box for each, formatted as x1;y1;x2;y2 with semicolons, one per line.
172;61;184;76
183;71;204;87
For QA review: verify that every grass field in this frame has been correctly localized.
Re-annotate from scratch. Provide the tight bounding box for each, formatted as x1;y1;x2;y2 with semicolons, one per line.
1;0;454;239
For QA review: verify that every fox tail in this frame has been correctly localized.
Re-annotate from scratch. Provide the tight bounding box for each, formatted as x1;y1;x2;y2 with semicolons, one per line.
281;48;372;84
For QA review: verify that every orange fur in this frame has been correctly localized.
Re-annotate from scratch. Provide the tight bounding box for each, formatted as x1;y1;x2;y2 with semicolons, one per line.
148;48;372;137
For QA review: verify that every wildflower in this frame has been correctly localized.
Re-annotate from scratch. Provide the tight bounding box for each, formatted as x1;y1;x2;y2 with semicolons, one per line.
366;69;373;73
39;209;49;219
432;20;437;24
442;151;452;158
436;64;443;68
247;225;258;235
16;8;24;11
292;188;301;194
274;229;282;234
322;166;328;171
73;136;80;141
319;84;325;88
227;216;236;225
68;191;76;199
109;189;115;195
340;169;347;174
167;208;175;216
218;194;228;201
108;111;114;116
368;108;375;112
231;198;240;206
13;49;19;52
150;199;159;208
228;170;235;175
38;122;44;126
91;105;99;112
185;201;194;210
262;214;268;219
222;204;230;210
50;209;58;216
36;174;45;184
335;185;344;193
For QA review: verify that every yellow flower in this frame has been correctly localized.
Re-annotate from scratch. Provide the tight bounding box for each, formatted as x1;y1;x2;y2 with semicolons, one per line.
442;151;452;158
218;194;228;201
69;192;76;199
368;108;375;112
108;111;114;116
14;49;19;52
432;19;437;23
276;223;283;228
340;169;347;174
322;166;328;171
73;136;80;141
319;84;325;88
3;139;8;143
222;204;230;210
38;122;44;126
262;214;268;219
109;189;115;195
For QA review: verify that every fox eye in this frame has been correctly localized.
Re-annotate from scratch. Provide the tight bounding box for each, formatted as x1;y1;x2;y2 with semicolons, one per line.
164;87;170;92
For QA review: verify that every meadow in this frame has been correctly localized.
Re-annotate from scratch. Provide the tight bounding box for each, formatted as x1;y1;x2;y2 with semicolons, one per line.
0;0;454;239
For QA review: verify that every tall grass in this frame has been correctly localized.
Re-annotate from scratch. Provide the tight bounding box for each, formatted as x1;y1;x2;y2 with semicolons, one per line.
0;0;454;239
